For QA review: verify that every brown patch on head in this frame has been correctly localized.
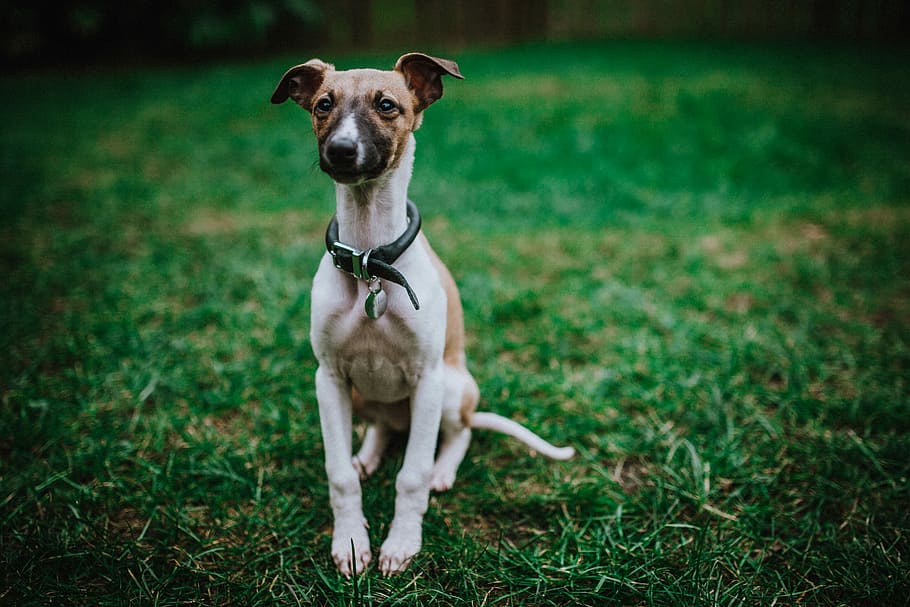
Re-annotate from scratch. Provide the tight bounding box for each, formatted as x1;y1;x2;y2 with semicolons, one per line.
271;53;463;183
322;68;418;180
276;65;418;182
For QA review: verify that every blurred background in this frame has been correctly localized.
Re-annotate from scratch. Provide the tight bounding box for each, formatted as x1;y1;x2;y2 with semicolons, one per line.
4;0;909;68
2;1;909;604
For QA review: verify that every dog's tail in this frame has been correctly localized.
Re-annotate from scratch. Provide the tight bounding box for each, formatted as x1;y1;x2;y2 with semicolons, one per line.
469;412;575;460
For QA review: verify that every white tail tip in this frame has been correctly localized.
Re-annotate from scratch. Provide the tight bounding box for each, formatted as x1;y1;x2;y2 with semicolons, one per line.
547;446;576;461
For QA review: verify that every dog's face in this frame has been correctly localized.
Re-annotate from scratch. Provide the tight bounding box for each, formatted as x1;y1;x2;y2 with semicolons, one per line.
297;66;417;185
272;53;463;185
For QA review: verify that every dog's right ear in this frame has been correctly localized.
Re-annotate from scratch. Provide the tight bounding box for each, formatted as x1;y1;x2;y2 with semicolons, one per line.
395;53;463;113
271;59;333;109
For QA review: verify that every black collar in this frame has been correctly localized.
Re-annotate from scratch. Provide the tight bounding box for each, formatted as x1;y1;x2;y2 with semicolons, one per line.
325;200;421;310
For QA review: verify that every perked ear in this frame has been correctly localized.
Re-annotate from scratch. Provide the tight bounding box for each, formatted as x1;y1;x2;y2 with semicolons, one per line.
270;59;333;109
394;53;464;113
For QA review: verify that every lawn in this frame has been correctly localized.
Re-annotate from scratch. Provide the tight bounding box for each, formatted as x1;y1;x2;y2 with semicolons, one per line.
1;40;909;605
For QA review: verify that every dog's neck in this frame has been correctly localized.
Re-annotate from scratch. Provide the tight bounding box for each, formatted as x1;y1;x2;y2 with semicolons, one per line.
333;134;416;251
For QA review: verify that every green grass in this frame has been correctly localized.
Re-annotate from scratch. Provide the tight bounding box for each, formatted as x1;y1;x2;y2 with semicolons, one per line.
2;40;909;605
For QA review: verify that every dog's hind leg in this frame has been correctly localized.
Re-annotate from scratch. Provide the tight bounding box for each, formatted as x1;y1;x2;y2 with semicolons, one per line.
353;423;390;480
431;368;479;492
431;425;471;492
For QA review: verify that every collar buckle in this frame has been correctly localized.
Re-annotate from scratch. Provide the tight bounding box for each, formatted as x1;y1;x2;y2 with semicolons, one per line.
324;200;422;311
330;242;374;281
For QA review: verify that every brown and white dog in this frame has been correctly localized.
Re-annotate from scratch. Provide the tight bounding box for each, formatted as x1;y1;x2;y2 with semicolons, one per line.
271;53;574;577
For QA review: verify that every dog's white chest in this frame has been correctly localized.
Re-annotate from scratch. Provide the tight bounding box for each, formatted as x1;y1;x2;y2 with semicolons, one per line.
311;273;423;403
333;317;420;402
347;354;412;403
310;244;447;403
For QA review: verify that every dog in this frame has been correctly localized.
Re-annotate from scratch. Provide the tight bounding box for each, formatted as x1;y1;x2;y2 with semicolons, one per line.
271;52;574;577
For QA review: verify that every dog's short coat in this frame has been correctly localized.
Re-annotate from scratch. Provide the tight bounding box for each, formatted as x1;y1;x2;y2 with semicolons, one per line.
272;53;573;577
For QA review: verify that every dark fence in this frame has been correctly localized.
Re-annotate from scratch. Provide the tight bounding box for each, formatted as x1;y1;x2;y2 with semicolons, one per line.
4;0;908;66
324;0;910;47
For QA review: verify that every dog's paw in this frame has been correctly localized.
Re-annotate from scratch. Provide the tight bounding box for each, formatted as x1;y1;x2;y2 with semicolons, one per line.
352;454;380;480
430;466;456;492
378;526;421;576
332;518;371;577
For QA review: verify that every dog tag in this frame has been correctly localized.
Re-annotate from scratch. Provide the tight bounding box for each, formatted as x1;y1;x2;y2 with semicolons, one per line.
365;280;387;319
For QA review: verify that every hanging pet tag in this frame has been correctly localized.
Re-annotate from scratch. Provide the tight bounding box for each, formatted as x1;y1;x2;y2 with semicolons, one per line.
364;279;387;319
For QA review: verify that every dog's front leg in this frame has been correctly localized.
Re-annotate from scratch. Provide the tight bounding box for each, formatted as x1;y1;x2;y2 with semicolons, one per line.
378;364;445;575
315;366;371;577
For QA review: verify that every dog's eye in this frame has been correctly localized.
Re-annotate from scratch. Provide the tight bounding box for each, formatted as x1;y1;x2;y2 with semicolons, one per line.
377;98;398;113
315;97;334;113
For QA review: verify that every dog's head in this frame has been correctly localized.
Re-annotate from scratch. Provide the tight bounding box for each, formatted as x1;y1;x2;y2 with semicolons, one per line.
272;53;463;185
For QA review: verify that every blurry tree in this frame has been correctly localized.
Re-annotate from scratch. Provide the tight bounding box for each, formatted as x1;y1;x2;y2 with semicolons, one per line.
2;0;907;67
1;0;323;65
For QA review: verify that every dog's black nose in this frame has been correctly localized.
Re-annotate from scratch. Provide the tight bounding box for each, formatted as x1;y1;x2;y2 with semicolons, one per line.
326;138;358;166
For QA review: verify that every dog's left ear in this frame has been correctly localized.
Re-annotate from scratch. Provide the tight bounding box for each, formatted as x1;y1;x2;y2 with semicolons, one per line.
395;53;464;113
271;59;333;109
